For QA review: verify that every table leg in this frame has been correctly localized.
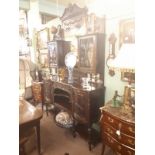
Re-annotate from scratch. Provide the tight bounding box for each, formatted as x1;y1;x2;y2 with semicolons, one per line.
36;122;41;155
101;143;105;155
88;127;92;151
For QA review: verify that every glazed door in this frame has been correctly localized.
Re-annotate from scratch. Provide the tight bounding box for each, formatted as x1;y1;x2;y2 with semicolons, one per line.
78;35;97;73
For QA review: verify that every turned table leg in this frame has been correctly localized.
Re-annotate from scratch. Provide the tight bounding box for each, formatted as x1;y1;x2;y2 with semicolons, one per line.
88;127;92;151
36;122;41;155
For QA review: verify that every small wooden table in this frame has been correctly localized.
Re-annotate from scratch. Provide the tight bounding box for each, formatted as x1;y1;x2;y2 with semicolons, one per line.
19;99;43;154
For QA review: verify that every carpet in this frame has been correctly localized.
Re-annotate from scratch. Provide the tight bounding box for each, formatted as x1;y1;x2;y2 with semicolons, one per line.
27;111;114;155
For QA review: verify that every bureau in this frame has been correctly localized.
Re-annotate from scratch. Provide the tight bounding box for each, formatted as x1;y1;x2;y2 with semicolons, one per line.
100;101;135;155
50;78;105;150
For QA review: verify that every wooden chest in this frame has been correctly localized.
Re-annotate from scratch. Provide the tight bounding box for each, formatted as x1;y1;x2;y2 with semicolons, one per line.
100;101;135;155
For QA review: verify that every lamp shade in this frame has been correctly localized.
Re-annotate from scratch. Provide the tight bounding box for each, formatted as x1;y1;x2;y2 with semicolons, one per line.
109;43;135;72
65;52;77;68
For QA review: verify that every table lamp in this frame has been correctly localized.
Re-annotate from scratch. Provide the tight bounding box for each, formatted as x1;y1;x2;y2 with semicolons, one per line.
65;52;77;84
109;43;135;115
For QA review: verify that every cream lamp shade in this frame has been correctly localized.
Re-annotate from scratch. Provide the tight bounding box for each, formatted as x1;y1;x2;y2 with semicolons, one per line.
109;43;135;115
109;43;135;72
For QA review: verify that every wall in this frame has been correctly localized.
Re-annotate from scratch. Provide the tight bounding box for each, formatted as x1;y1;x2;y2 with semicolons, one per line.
104;16;135;103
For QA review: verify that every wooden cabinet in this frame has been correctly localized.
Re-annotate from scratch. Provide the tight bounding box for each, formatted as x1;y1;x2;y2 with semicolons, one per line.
100;101;135;155
51;79;105;150
47;40;70;74
77;33;105;79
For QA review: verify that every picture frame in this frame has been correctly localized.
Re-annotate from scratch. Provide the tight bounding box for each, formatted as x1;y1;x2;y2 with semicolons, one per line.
119;18;135;48
37;28;49;49
39;53;49;68
121;72;135;83
39;49;48;54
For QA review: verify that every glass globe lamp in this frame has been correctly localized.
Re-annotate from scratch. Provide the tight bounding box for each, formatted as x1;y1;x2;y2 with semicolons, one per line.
65;52;77;84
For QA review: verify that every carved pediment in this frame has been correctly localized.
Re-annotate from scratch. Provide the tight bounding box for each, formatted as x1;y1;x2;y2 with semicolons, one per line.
60;3;88;22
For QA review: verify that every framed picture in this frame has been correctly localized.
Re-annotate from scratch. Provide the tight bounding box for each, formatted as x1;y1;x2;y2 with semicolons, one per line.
121;72;135;83
119;18;135;47
37;28;49;49
39;49;48;54
39;53;49;68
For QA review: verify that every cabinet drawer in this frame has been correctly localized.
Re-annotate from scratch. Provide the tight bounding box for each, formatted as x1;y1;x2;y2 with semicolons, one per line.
103;123;135;148
74;90;89;123
75;90;89;106
103;133;135;155
102;111;135;136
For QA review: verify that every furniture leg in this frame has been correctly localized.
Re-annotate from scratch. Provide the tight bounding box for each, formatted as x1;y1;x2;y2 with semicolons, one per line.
72;119;76;138
36;122;41;155
101;143;105;155
45;102;49;116
88;127;92;151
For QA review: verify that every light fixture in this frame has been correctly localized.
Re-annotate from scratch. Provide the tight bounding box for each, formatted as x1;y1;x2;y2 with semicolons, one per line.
109;43;135;115
65;52;77;84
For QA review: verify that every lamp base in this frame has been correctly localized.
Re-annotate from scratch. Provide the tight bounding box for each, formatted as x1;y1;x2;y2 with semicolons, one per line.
121;102;134;116
121;86;135;116
67;67;74;84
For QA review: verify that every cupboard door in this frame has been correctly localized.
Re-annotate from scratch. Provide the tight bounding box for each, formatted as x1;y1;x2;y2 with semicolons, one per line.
78;35;96;73
74;90;89;123
77;33;105;80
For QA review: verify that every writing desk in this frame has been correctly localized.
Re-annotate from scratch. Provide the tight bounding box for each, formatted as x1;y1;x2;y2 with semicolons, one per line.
51;78;105;150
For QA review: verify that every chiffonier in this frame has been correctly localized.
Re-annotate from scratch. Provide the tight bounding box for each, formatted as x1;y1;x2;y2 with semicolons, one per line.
50;78;105;150
100;101;135;155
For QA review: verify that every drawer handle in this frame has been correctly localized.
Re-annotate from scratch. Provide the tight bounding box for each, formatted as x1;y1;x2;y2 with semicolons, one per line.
128;127;134;133
127;150;132;155
108;117;114;123
107;128;113;135
107;137;114;144
117;145;121;150
128;139;135;145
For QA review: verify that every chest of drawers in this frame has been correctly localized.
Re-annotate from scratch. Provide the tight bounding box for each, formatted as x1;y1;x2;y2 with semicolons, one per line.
100;101;135;155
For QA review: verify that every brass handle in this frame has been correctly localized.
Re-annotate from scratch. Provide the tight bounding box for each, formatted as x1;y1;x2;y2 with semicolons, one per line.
107;137;114;143
107;128;113;135
127;139;135;145
117;145;121;150
127;150;132;155
108;117;114;123
128;126;134;133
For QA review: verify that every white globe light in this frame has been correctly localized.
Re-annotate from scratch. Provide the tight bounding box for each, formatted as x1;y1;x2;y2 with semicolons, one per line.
65;52;77;68
65;52;77;83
